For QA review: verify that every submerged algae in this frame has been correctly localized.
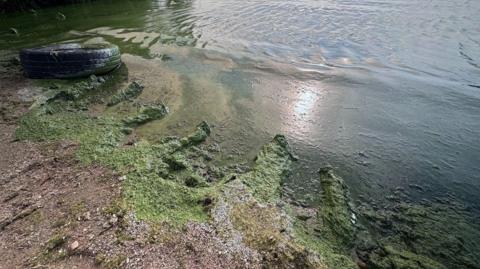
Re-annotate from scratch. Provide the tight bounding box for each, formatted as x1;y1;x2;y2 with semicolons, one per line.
107;80;144;106
365;245;446;269
318;167;356;246
291;168;358;269
357;196;480;269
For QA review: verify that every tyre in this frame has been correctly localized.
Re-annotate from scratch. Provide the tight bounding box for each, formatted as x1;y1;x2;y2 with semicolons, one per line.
20;43;121;79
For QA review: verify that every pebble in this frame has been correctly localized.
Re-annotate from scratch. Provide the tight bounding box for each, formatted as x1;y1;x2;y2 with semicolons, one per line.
70;240;79;250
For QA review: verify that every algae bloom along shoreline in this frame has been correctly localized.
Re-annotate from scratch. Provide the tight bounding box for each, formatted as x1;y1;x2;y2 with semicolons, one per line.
1;0;480;268
0;49;478;268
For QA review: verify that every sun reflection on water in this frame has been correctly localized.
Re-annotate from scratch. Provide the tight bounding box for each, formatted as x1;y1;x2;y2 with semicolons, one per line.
281;81;325;144
293;88;319;116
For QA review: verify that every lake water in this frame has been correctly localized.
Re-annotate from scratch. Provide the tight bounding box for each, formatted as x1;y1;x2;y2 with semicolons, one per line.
1;0;480;210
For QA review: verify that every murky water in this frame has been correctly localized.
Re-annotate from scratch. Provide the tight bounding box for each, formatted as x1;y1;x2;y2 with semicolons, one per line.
1;0;480;210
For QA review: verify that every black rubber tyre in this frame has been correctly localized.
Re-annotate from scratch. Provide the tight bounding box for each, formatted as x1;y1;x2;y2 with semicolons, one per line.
20;43;121;79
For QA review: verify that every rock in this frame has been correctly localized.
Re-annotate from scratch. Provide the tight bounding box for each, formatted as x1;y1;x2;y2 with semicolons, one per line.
70;240;79;251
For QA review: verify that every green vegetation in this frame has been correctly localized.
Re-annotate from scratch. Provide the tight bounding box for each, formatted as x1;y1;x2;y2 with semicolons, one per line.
95;253;127;269
32;233;69;265
45;233;68;251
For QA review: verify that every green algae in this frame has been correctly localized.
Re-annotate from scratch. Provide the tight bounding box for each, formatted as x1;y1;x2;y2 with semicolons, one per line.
31;71;125;109
293;221;357;269
14;74;365;267
16;110;125;163
84;125;218;226
181;120;211;146
357;197;480;269
14;73;219;226
230;201;325;269
123;104;169;127
366;245;447;269
217;135;357;269
211;135;357;268
289;168;358;269
213;136;326;268
123;171;213;225
240;134;293;203
317;167;356;246
107;80;144;106
17;107;216;226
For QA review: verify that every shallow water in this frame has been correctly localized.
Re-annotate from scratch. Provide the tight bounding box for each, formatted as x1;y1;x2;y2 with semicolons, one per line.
1;0;480;210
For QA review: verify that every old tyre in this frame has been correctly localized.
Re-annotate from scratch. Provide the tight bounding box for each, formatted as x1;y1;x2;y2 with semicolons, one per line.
20;43;121;79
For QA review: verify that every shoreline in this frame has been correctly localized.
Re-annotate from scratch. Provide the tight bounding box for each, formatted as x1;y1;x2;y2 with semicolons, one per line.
1;49;479;269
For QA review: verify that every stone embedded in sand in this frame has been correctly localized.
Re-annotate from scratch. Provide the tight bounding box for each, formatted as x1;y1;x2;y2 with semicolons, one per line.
69;240;79;251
